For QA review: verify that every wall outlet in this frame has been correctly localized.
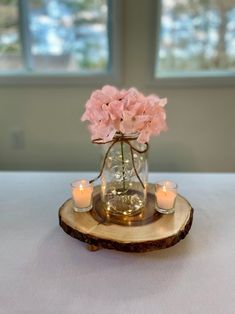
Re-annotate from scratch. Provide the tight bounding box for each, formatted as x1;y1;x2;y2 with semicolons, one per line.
10;128;25;150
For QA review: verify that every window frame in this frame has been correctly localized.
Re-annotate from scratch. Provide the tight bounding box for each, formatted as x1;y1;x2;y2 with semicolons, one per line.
0;0;122;86
150;0;235;88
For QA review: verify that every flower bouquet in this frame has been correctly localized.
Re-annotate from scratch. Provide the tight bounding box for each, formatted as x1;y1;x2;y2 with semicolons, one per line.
81;85;167;216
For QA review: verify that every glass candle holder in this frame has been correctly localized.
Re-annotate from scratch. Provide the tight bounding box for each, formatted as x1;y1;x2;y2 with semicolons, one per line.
71;180;93;212
155;181;177;214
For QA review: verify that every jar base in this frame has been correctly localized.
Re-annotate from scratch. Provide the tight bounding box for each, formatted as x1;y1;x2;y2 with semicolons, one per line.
104;189;145;217
105;206;142;217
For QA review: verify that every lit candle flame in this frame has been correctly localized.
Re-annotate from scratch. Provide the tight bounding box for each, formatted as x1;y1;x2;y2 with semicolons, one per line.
163;185;167;193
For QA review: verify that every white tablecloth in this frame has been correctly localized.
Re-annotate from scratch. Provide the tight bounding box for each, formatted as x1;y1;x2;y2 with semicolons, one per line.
0;172;235;314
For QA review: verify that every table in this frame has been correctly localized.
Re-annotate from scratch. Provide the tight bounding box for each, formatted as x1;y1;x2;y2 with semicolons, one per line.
0;172;234;314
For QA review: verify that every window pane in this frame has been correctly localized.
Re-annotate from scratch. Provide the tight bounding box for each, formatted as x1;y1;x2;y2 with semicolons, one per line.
156;0;235;77
0;0;22;71
28;0;109;73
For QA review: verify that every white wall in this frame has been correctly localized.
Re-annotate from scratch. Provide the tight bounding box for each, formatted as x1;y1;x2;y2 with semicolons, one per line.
0;0;235;172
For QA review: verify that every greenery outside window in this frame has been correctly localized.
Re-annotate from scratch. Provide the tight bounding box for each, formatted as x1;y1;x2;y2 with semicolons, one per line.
0;0;120;84
155;0;235;84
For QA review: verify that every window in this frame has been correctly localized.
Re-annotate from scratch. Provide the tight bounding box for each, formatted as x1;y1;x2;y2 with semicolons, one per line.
155;0;235;78
0;0;115;78
0;0;22;71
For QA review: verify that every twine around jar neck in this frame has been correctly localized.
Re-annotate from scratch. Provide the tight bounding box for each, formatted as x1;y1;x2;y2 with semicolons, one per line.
89;133;149;189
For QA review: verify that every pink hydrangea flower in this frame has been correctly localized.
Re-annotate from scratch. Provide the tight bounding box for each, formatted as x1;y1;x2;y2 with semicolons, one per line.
81;85;168;143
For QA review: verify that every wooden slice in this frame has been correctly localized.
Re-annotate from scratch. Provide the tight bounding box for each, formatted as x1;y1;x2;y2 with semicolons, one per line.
59;184;193;253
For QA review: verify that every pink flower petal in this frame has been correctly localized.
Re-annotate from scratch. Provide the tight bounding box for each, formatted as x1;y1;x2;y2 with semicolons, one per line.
102;85;120;99
81;86;168;143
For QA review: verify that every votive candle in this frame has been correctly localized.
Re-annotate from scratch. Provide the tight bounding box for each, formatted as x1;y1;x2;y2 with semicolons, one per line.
71;180;93;212
155;181;177;214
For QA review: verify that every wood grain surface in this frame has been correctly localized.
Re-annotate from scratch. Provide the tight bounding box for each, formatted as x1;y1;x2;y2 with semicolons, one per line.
59;184;193;252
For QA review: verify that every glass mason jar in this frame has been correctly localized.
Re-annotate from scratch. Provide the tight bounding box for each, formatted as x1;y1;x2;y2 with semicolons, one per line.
101;136;148;216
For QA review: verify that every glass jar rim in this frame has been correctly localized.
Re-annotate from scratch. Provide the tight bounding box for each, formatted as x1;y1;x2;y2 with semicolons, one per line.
114;132;139;139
